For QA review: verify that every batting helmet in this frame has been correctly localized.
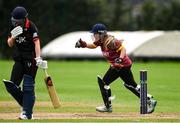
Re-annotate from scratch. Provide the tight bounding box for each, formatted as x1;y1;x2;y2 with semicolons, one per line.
11;6;28;26
11;6;28;19
90;23;107;34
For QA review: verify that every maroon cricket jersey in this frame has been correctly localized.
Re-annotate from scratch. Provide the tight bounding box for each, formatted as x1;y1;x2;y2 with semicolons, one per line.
93;35;132;68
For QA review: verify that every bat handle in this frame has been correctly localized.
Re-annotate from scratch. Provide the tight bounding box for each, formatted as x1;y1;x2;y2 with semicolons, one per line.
43;68;49;76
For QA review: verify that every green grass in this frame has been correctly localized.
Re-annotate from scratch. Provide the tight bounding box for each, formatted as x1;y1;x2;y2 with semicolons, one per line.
0;60;180;122
1;119;180;123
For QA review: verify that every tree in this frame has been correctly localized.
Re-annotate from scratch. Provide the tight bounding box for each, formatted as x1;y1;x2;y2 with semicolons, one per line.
137;0;158;30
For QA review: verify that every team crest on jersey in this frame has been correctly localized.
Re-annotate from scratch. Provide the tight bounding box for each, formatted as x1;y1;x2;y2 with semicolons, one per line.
16;37;26;44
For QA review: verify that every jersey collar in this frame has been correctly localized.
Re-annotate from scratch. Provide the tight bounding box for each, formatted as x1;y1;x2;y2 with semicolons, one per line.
25;18;30;29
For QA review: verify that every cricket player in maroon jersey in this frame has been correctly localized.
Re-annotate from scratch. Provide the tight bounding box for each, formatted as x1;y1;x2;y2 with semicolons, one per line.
75;23;157;113
2;6;45;120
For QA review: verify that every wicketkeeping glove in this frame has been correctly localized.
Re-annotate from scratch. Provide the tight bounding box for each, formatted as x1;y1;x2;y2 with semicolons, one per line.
75;38;87;48
10;26;23;39
115;58;123;64
113;58;124;68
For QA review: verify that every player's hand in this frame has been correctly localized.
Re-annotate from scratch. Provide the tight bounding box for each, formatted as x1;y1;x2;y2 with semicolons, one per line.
115;58;123;64
41;60;48;69
35;57;43;68
75;38;87;48
11;26;23;39
113;58;123;67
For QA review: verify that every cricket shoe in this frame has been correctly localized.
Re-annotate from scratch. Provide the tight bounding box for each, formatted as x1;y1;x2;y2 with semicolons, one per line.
18;112;33;120
18;113;28;120
96;105;112;113
147;99;157;114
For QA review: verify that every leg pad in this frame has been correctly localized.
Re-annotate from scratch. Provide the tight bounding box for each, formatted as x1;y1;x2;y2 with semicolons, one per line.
23;74;35;119
3;79;23;106
97;75;111;108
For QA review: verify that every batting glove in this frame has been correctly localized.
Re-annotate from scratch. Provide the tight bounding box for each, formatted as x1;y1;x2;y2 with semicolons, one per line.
75;38;87;48
35;57;43;68
11;26;23;39
41;60;48;69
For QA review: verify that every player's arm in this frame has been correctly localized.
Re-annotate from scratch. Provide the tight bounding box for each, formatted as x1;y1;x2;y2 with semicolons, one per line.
34;38;45;68
117;45;126;59
75;38;97;49
114;45;126;66
7;37;15;47
109;39;126;59
7;26;23;47
34;38;41;58
107;39;126;65
86;43;97;49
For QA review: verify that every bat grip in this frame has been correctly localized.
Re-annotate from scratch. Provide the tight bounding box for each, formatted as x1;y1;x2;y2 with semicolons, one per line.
43;68;49;76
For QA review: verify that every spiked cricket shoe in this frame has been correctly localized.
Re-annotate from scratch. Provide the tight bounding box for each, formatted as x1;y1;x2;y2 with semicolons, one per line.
96;105;112;113
147;99;157;114
18;113;28;120
18;112;33;120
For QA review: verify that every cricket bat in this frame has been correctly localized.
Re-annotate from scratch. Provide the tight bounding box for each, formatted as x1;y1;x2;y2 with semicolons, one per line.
43;61;61;108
